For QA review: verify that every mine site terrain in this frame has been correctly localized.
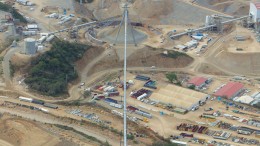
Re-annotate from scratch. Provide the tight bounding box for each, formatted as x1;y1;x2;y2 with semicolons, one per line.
0;0;259;146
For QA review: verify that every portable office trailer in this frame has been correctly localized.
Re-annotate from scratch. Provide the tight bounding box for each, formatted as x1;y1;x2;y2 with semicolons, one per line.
19;96;33;102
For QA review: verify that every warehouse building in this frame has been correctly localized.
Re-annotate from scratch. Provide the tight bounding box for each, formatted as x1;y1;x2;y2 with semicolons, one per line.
188;77;208;90
233;95;254;105
150;84;210;110
214;82;244;99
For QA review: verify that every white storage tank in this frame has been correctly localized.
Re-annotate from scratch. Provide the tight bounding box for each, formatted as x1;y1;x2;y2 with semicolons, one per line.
250;2;260;23
24;38;36;55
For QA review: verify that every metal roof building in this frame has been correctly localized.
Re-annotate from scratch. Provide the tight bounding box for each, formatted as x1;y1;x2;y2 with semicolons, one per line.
188;77;207;87
214;82;244;99
150;84;210;110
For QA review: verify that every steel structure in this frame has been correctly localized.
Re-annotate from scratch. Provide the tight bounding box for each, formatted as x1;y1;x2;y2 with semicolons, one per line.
170;15;249;39
114;5;136;46
123;4;128;146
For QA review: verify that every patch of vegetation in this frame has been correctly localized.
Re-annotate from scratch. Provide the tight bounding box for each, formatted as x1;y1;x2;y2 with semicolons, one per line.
0;37;18;53
162;50;189;59
82;17;88;23
165;72;177;83
9;61;15;77
188;84;196;90
83;90;91;98
151;141;178;146
253;102;260;109
127;133;135;140
25;40;91;96
54;124;111;146
0;2;27;23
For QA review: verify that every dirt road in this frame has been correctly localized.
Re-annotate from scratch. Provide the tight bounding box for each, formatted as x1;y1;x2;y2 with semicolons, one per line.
2;46;23;87
0;105;118;146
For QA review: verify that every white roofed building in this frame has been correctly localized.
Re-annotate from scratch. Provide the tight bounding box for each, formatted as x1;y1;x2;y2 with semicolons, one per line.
233;95;254;105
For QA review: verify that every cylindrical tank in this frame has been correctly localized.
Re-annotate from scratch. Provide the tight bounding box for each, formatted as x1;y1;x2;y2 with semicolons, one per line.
205;15;211;27
24;38;36;55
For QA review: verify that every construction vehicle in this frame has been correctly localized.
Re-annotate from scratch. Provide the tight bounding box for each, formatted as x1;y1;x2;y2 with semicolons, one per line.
143;117;149;123
136;117;149;123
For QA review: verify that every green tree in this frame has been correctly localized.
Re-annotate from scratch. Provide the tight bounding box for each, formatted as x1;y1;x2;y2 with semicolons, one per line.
188;85;196;90
165;72;177;83
83;90;91;98
151;141;178;146
253;102;260;109
24;40;90;96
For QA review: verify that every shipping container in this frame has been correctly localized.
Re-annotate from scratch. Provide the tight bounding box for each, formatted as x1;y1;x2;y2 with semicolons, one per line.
135;75;150;81
32;99;44;105
40;108;49;113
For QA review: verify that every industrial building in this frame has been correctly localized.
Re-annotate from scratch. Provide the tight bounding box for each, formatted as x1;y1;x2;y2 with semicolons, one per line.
24;38;36;55
250;92;260;106
149;84;210;110
233;95;255;105
188;77;208;90
214;82;244;99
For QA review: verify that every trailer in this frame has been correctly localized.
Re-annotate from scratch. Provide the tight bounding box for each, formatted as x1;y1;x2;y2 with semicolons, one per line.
18;96;33;102
43;103;58;109
135;75;150;81
135;110;152;119
104;98;118;104
137;93;147;100
22;31;37;36
109;102;123;109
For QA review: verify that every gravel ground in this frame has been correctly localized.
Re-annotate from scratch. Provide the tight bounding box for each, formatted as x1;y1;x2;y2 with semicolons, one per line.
98;25;147;44
160;0;216;25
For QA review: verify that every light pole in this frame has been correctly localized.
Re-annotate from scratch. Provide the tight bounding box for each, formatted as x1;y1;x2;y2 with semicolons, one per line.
123;4;128;146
